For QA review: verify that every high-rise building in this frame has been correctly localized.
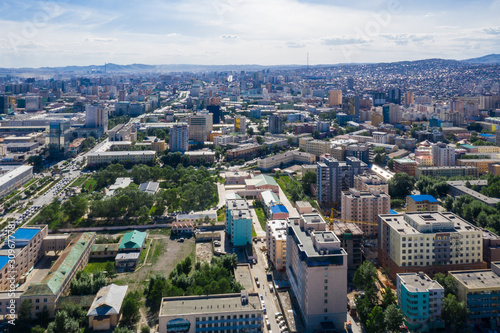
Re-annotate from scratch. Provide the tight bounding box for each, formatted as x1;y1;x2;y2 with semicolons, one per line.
328;90;342;107
268;113;284;134
432;142;455;166
342;96;359;122
188;112;213;142
170;124;189;153
234;115;247;133
347;77;354;90
85;104;108;131
345;144;369;164
382;103;402;124
341;188;390;236
207;104;221;124
372;92;386;107
286;214;347;331
118;90;126;102
0;95;8;114
25;96;42;112
317;157;367;208
387;88;402;104
405;91;415;105
226;199;252;246
49;121;71;159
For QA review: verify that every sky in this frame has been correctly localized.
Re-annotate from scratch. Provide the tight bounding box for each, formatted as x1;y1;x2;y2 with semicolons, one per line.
0;0;499;68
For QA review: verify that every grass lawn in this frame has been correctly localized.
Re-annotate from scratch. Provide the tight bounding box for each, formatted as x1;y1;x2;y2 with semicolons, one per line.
71;176;88;188
148;228;171;236
254;207;267;230
83;178;97;192
84;260;114;274
217;206;225;222
139;239;152;265
252;225;257;238
149;239;166;264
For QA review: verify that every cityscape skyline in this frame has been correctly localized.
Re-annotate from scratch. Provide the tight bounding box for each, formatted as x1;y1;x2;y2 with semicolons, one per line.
1;0;499;68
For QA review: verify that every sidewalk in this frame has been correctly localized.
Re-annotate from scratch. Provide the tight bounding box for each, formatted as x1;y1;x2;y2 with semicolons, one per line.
247;200;266;238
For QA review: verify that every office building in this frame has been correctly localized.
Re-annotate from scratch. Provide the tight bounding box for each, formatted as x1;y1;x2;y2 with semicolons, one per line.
372;92;386;107
331;222;363;273
0;165;33;198
397;273;444;330
354;173;389;194
170;123;189;153
22;233;96;318
0;95;8;114
266;220;287;270
158;293;263;333
234;115;247;133
49;121;71;159
188;112;213;142
286;214;347;331
86;151;156;166
383;103;402;124
226;144;260;161
378;212;486;280
207;104;221;124
342;96;359;122
393;158;417;176
482;230;500;267
387;88;402;104
372;132;388;144
317;157;368;208
405;91;415;105
108;123;137;142
85;103;108;131
406;195;439;212
415;165;479;178
449;262;500;322
268;114;284;134
345;144;369;164
226;199;252;246
341;188;390;236
328;90;342;107
432;142;455;167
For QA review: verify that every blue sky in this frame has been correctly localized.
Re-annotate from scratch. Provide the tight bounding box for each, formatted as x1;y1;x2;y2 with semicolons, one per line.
0;0;499;68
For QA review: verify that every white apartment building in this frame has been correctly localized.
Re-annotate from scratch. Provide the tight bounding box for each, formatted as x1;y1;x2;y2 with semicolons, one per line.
286;214;347;332
87;151;156;166
257;151;315;171
266;220;287;270
170;123;189;153
353;173;389;194
188;112;213;142
432;142;455;167
341;188;390;236
372;131;388;144
85;104;108;131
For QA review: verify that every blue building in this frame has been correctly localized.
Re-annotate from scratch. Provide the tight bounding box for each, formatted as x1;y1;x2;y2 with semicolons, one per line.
250;108;261;119
397;273;444;331
226;198;252;246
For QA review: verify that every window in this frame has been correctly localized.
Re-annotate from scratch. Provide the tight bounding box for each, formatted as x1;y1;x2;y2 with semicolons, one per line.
324;308;328;313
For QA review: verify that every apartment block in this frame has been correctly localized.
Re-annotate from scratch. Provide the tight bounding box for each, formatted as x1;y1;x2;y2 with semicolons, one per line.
397;273;444;331
226;144;260;161
226;199;252;246
432;142;455;167
266;220;287;270
354;173;389;194
406;195;439;212
188;112;213;142
87;151;156;166
170;123;189;153
415;165;479;178
286;214;347;332
341;188;390;237
456;158;500;174
330;222;363;273
378;212;487;280
257;151;315;171
394;158;417;177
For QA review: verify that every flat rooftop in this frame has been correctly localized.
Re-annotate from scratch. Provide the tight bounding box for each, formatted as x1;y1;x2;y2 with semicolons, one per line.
160;293;262;316
450;270;500;289
398;273;443;292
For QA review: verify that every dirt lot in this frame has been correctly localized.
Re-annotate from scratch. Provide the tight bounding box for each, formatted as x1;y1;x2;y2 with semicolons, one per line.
196;242;213;264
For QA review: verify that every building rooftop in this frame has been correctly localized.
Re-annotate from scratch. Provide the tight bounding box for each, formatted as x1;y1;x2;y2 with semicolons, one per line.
418;165;478;170
330;222;363;237
87;284;128;317
115;252;140;260
160;293;262;316
0;165;32;188
398;273;444;293
139;181;159;195
8;227;40;243
270;205;289;215
245;174;278;188
91;243;119;253
295;201;313;208
407;195;438;203
119;230;146;250
0;255;10;271
394;158;417;164
261;190;280;207
450;270;500;289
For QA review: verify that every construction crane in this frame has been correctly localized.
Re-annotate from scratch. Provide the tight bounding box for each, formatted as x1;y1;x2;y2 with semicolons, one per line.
329;207;378;227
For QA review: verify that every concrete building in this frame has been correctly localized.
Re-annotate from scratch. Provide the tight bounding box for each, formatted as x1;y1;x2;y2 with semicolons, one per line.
345;144;369;164
341;188;390;237
87;284;128;331
188;112;213;142
266;220;287;270
415;165;479;178
456;158;500;174
21;232;96;318
328;90;342;107
482;229;500;267
330;222;363;273
226;144;260;161
397;273;444;331
257;151;315;171
354;173;389;194
108;123;137;142
449;263;500;323
317;157;367;208
184;151;216;164
394;158;417;177
158;293;263;333
373;131;388;144
86;151;156;166
226;199;252;246
446;181;500;207
378;212;486;280
432;142;455;167
234;115;247;133
406;195;439;212
0;165;33;198
286;214;347;331
296;201;313;214
224;171;252;185
118;230;146;253
85;104;108;132
268;113;284;134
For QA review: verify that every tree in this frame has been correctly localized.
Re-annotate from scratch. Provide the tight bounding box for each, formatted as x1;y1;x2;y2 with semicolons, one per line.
106;261;117;278
381;287;396;309
365;306;386;333
312;129;320;139
256;136;264;145
388;172;415;199
141;326;150;333
353;261;377;291
374;153;385;166
434;273;457;296
19;299;32;322
113;327;134;333
31;326;46;333
443;196;454;211
302;171;316;195
384;304;404;332
355;295;374;325
47;310;80;333
442;294;467;330
387;158;395;171
246;127;254;136
121;291;141;327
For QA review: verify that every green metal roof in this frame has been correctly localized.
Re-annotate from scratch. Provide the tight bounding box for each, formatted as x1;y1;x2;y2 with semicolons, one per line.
118;230;146;250
22;232;96;297
254;174;278;187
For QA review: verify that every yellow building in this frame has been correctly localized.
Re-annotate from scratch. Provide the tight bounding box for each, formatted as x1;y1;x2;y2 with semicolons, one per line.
328;90;342;106
406;195;439;212
151;140;166;153
457;158;500;174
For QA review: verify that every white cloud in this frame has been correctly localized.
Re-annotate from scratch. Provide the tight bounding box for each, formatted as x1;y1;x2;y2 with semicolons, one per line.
320;36;369;45
286;41;306;48
219;34;239;39
381;34;434;45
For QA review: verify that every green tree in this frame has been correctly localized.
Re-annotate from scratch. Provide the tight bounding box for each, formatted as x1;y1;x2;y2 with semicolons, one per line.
19;299;32;322
353;261;377;291
31;326;46;333
312;129;320;139
106;261;117;278
442;294;467;331
387;158;395;171
246;127;254;136
141;326;150;333
355;295;374;325
384;304;404;332
365;306;386;333
443;196;454;211
374;153;385;166
388;172;415;199
381;287;397;309
47;310;80;333
256;136;264;144
121;291;141;327
434;273;457;296
113;327;134;333
302;171;316;195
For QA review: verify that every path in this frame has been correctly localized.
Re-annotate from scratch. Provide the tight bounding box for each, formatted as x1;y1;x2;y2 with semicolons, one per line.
247;200;266;239
277;186;299;216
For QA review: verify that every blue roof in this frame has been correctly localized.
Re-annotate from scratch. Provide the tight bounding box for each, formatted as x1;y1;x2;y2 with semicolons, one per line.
479;134;494;137
390;209;398;214
407;195;438;203
11;228;40;242
0;256;9;271
270;205;289;214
